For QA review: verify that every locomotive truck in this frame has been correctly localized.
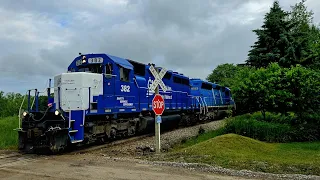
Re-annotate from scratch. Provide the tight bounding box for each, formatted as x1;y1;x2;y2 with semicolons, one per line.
17;53;236;154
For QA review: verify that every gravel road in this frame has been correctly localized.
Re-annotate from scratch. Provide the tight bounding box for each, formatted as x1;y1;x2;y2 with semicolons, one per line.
0;152;255;180
1;119;320;179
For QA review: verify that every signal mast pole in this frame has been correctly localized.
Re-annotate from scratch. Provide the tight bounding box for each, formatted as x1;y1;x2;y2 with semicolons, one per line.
149;63;166;154
155;67;161;154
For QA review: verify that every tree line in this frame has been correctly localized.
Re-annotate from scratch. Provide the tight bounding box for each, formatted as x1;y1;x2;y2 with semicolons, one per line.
207;0;320;141
0;91;48;118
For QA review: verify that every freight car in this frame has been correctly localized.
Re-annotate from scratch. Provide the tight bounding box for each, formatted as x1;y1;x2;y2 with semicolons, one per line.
17;53;235;154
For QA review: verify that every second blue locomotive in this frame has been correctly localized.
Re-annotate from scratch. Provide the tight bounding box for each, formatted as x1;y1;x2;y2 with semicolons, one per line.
17;53;235;153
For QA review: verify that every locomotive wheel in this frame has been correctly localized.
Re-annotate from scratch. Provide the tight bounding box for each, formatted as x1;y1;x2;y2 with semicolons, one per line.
109;128;117;140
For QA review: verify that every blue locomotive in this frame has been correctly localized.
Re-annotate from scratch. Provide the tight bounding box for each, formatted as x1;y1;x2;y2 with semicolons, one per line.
17;53;235;153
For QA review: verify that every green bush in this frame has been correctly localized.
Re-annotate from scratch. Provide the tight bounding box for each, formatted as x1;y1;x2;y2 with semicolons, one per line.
251;111;297;125
224;112;320;142
288;124;320;142
223;114;293;143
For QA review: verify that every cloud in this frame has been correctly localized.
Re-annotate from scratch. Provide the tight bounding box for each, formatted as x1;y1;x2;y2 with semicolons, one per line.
0;0;319;93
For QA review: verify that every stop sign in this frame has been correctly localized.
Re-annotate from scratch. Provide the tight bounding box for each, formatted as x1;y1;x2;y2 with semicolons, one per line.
152;94;165;115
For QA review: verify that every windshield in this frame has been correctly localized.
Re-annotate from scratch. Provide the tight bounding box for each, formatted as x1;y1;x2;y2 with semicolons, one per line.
78;64;103;73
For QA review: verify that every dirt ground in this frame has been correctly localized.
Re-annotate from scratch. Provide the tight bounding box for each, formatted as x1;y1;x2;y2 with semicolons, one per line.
1;120;318;180
0;152;255;180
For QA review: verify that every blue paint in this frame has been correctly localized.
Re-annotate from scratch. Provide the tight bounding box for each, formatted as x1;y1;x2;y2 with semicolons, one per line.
189;78;235;107
62;53;235;117
107;54;133;70
69;110;84;142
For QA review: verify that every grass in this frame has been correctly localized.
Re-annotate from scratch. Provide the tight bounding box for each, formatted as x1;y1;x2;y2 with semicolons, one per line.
0;116;19;149
223;113;293;143
174;127;225;149
155;133;320;175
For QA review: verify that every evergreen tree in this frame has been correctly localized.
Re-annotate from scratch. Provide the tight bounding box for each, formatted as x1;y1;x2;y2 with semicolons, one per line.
246;1;294;68
288;0;320;69
306;25;320;69
288;0;312;65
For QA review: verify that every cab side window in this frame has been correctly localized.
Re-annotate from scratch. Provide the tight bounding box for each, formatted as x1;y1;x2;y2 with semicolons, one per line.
105;63;113;74
120;67;130;82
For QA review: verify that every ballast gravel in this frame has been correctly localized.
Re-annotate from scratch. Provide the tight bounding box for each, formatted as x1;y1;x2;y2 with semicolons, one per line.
95;119;225;157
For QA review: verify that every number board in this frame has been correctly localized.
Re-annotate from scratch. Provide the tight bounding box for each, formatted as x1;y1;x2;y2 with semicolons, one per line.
88;57;103;64
76;57;103;66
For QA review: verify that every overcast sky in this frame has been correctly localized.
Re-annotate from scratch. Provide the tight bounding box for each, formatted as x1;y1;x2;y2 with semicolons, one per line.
0;0;319;94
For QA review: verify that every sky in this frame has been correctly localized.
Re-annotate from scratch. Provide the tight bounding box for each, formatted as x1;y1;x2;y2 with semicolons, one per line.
0;0;319;94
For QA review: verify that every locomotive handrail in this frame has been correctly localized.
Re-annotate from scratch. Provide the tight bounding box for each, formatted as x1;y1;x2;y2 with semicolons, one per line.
203;97;209;113
199;96;206;114
219;90;223;104
211;88;217;105
200;97;207;114
194;96;202;114
133;77;140;88
17;90;28;130
17;87;48;130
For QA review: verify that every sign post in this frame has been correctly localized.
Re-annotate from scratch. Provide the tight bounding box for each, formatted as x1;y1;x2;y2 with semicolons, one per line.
149;64;167;154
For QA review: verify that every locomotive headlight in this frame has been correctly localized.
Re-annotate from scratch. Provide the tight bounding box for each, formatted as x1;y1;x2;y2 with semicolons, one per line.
22;111;28;117
82;56;86;63
54;110;60;116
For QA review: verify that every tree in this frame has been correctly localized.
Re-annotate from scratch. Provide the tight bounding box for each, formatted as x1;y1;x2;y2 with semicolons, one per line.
289;0;314;29
247;0;320;69
246;1;294;68
305;25;320;69
284;65;320;122
287;0;320;68
206;63;240;87
226;66;258;115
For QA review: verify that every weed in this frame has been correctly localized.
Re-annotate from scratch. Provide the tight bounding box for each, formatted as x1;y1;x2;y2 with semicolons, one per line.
0;116;19;149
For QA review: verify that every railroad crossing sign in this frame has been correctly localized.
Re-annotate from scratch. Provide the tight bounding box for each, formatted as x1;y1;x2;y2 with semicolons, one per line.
149;64;165;154
152;94;165;116
149;65;167;92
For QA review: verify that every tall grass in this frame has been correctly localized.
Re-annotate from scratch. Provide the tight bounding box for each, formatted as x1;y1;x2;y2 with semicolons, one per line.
224;116;292;142
223;111;320;143
0;116;19;149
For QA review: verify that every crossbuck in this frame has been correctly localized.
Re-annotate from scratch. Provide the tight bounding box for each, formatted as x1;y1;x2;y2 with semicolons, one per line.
149;65;168;92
